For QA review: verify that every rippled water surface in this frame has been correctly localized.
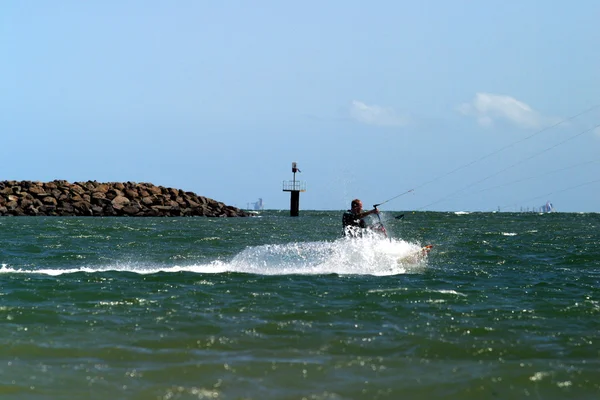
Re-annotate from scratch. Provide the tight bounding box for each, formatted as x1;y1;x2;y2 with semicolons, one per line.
1;211;599;399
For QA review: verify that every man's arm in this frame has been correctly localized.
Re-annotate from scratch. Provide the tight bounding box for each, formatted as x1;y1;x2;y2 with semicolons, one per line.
357;208;379;219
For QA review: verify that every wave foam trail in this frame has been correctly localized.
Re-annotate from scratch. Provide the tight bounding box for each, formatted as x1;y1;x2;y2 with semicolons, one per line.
0;261;230;276
0;238;429;276
228;236;429;276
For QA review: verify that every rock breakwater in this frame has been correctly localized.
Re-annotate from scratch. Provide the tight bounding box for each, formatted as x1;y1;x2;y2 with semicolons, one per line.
0;180;250;217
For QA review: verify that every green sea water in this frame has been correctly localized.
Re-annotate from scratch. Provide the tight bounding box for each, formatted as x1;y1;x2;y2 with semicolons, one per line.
0;211;599;399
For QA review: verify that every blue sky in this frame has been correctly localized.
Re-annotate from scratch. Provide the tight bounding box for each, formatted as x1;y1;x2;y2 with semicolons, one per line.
2;1;599;212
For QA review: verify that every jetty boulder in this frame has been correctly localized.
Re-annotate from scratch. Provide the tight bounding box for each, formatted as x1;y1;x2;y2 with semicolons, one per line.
0;180;251;217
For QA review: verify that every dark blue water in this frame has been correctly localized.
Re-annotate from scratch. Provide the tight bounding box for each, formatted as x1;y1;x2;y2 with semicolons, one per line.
1;211;599;399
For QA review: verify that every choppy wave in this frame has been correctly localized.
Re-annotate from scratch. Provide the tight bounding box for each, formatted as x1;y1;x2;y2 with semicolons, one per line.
228;236;429;276
0;236;430;277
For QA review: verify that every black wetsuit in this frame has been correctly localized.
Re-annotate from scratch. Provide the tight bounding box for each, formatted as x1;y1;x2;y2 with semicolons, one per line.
342;210;366;236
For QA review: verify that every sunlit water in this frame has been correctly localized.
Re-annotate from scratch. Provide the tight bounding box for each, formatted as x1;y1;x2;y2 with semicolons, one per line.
0;211;599;399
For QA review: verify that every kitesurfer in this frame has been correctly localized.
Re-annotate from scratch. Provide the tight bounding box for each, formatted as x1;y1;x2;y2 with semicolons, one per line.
342;199;381;237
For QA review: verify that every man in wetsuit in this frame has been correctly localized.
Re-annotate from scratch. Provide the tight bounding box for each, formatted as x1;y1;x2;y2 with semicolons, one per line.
342;199;380;237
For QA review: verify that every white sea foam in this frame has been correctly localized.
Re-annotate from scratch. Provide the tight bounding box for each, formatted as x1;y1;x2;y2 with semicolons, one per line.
0;236;431;277
433;289;467;297
226;236;429;276
0;261;230;276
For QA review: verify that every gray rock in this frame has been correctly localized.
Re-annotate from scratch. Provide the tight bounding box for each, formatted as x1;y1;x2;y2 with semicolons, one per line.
0;180;251;217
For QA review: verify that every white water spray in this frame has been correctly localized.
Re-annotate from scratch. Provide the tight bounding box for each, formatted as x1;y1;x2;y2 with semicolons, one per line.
0;237;430;276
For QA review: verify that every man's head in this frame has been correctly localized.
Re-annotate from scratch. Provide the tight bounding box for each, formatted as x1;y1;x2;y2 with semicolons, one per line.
351;199;363;211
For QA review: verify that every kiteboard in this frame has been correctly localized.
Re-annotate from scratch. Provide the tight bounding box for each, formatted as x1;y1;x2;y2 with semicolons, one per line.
397;244;433;264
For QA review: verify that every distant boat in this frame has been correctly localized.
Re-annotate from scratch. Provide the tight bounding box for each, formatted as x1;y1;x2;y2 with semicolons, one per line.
541;201;555;213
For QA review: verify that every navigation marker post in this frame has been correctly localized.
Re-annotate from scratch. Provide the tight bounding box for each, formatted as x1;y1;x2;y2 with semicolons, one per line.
282;162;306;217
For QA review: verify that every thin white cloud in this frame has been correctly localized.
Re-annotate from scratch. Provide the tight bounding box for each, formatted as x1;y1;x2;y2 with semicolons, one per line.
458;93;557;129
349;100;410;127
594;127;600;137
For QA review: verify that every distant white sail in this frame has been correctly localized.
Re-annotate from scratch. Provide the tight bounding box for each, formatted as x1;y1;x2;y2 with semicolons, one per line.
542;201;554;213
